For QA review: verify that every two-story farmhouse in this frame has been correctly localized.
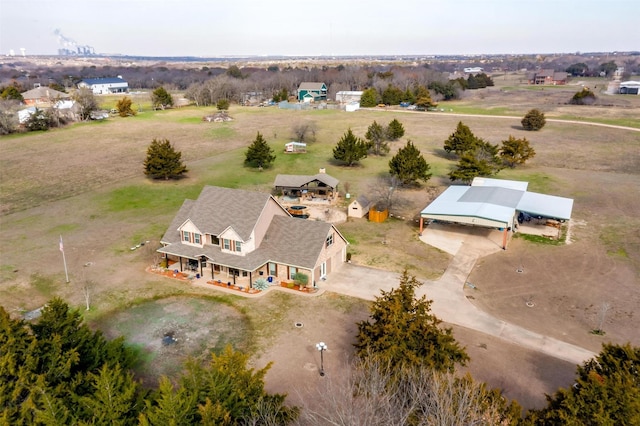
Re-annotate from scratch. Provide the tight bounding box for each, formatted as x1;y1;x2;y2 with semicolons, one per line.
78;77;129;94
158;186;348;288
297;82;327;102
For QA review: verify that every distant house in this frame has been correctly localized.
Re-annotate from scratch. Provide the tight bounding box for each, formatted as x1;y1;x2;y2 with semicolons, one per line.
78;76;128;94
348;195;372;218
275;171;339;201
527;69;568;85
297;82;327;102
158;186;348;288
21;86;70;106
463;67;484;74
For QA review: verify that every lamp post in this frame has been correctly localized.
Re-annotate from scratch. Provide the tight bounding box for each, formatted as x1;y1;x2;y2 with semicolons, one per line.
316;342;327;376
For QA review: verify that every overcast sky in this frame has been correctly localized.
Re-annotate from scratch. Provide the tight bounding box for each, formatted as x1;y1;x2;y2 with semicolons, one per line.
1;0;637;57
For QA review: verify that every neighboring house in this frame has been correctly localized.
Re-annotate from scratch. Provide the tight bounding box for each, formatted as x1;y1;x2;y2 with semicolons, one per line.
158;186;348;288
18;106;37;123
21;86;70;106
274;171;339;201
297;82;327;102
335;91;363;104
527;69;568;85
348;195;372;218
419;177;573;249
78;76;128;94
463;67;484;74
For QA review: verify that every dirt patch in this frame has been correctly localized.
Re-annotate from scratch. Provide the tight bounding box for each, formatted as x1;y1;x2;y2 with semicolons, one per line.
97;296;248;386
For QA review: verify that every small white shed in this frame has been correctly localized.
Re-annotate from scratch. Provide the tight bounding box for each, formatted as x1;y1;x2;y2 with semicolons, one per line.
348;195;372;218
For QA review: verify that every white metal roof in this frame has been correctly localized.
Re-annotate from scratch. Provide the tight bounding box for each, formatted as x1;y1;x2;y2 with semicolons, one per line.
421;179;573;226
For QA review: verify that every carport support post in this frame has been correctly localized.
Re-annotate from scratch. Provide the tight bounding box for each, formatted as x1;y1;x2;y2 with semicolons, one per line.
502;227;508;250
419;217;424;235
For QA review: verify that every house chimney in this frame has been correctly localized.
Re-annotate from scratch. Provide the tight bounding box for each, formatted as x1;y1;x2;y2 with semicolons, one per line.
319;168;326;174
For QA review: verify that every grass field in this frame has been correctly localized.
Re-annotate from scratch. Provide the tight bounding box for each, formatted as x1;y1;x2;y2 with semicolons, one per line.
1;83;639;410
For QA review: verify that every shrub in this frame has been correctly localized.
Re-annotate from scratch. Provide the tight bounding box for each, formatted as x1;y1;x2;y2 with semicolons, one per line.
570;87;596;105
253;277;270;291
293;272;309;286
521;109;546;131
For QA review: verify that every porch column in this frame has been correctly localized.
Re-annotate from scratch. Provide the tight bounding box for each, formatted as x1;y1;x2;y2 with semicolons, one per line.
211;264;214;279
249;272;252;289
179;256;183;272
419;217;424;235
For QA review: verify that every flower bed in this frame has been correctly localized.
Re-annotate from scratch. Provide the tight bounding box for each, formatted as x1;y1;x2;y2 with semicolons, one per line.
207;280;261;294
147;266;190;281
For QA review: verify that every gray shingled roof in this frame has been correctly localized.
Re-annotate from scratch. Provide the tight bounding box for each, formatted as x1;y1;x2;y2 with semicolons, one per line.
158;186;344;271
81;77;127;85
185;186;275;241
257;216;332;269
274;173;339;189
298;82;326;91
21;86;70;100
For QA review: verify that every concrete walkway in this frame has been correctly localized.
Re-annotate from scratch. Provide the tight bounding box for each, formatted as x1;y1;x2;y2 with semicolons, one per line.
322;229;597;366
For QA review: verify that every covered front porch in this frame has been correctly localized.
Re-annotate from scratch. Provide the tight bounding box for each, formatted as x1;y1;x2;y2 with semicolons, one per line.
160;254;312;289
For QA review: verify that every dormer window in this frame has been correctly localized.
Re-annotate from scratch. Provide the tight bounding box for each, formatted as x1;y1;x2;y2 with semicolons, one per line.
235;241;242;252
194;233;201;244
223;239;231;250
211;236;219;245
182;231;190;242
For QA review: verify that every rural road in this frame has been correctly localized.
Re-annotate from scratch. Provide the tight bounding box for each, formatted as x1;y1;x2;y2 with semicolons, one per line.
363;107;640;132
321;238;597;366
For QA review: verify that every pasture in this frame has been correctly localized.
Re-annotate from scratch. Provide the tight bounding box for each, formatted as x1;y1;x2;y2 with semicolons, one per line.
1;82;639;410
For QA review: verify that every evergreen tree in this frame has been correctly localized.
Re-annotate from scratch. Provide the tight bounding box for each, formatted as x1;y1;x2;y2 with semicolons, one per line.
389;140;432;185
151;86;174;110
500;135;536;168
365;120;389;155
525;343;640;425
24;108;51;131
333;128;369;166
244;131;276;168
386;118;405;140
570;87;597;105
0;85;24;101
178;345;299;424
116;96;137;117
521;108;546;131
359;88;379;107
443;121;480;156
381;84;403;105
216;98;230;111
355;271;469;372
414;85;436;109
144;138;188;180
448;143;501;184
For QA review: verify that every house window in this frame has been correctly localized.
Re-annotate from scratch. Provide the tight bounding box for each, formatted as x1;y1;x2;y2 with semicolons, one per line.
289;266;297;280
211;236;219;245
194;234;201;244
326;233;334;248
235;241;242;252
268;262;277;276
242;271;248;277
182;231;190;242
223;239;230;250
